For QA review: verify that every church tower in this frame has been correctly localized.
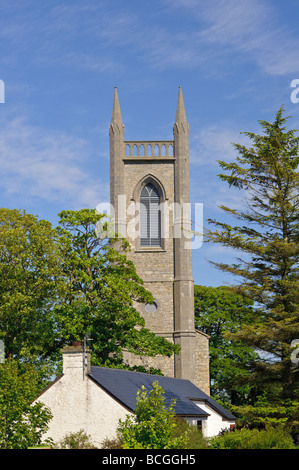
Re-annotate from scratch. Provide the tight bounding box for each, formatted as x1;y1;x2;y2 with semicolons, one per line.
109;87;210;394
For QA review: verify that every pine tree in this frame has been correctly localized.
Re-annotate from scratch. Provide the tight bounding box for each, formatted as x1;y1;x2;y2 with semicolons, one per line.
207;107;299;402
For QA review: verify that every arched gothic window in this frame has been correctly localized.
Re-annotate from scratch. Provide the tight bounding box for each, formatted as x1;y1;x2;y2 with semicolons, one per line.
140;183;161;247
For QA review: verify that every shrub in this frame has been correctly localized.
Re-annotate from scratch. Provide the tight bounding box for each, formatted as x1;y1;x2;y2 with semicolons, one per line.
101;436;123;449
173;418;208;449
117;381;188;449
210;425;296;449
52;429;97;449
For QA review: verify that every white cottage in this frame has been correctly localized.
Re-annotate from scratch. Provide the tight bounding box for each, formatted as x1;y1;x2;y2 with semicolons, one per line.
35;343;235;447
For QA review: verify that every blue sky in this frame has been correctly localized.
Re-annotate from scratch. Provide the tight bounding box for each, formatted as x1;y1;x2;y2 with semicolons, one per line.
1;0;299;287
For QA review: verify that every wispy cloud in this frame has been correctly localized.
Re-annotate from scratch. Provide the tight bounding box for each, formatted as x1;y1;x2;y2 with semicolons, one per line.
2;0;298;77
162;0;299;75
189;124;249;213
190;124;251;166
0;116;108;208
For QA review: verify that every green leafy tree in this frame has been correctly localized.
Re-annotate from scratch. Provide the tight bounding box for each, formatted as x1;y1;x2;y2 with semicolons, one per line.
0;361;52;449
206;107;299;402
54;209;177;368
194;285;258;404
0;208;61;366
117;381;187;449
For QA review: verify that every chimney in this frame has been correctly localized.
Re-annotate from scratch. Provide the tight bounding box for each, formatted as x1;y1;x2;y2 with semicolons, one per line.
62;342;91;380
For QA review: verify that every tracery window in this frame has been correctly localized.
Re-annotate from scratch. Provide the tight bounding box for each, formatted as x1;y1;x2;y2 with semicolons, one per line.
140;183;161;247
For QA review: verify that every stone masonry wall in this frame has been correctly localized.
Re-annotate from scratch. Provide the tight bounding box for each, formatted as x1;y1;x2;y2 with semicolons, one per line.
195;331;210;395
124;158;175;335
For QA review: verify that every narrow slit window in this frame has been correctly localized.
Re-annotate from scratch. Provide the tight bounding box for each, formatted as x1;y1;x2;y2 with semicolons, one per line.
140;183;161;247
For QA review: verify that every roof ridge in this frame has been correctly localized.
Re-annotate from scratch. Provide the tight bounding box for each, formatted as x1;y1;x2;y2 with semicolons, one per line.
90;365;195;384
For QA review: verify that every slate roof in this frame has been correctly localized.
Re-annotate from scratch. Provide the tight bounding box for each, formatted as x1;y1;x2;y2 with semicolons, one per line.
89;367;235;420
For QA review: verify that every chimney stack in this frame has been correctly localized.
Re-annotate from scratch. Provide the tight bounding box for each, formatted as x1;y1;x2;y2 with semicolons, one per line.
62;342;91;380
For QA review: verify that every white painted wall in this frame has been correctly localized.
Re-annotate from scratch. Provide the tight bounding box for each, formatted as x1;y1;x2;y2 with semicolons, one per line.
34;347;131;448
193;401;234;437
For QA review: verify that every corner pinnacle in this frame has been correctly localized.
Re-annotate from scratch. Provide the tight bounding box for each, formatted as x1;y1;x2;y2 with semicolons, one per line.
175;86;187;124
111;87;123;124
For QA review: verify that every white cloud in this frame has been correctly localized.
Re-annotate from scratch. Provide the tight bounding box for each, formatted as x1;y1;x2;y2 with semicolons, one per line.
162;0;299;75
189;124;250;213
190;124;251;166
0;116;108;207
2;0;298;77
1;0;299;78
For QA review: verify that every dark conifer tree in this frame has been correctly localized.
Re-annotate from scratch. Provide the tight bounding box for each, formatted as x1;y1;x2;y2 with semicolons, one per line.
207;107;299;401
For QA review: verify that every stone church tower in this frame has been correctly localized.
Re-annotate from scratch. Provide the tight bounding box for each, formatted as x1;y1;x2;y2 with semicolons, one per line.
109;87;210;394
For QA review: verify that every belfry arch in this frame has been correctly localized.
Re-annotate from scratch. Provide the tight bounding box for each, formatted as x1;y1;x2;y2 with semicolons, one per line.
132;174;167;202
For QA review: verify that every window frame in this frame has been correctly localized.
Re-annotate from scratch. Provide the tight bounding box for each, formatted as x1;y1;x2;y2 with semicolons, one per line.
140;183;161;247
131;175;166;252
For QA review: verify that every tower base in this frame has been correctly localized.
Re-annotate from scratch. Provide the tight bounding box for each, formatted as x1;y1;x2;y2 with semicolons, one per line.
123;329;210;395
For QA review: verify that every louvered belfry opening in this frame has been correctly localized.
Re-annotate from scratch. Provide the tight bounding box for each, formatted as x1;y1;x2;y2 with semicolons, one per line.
140;183;161;247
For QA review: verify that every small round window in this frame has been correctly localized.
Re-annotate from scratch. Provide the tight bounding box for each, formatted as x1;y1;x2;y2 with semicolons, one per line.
145;302;157;313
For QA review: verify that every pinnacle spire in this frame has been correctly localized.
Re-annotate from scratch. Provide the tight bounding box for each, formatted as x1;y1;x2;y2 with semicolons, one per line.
175;86;187;123
111;87;123;124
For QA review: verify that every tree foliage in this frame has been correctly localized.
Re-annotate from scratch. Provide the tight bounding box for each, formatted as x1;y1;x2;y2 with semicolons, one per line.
194;284;258;404
0;208;61;365
206;106;299;402
0;207;177;370
52;429;97;449
230;396;299;432
54;209;177;368
0;207;179;447
117;381;187;449
0;361;52;449
209;425;296;449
